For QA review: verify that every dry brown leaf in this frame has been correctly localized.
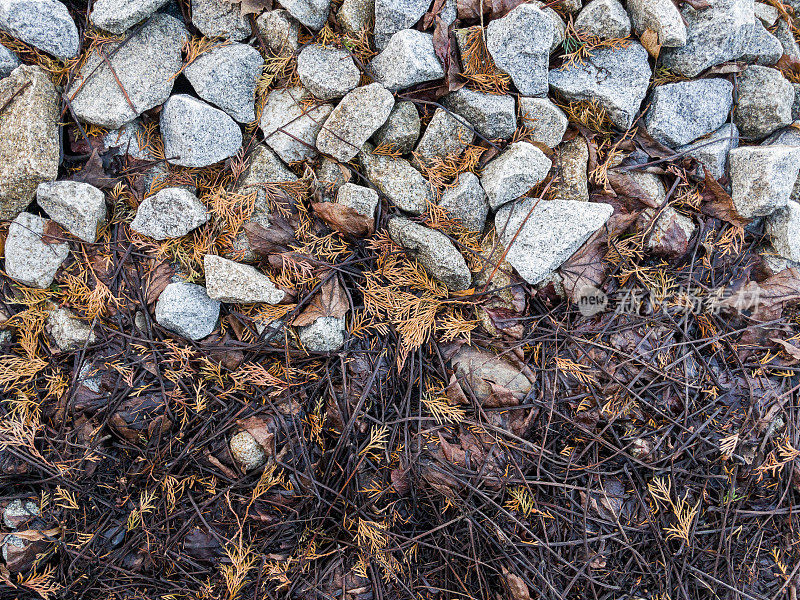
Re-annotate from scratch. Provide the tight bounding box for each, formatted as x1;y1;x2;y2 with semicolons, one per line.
771;337;800;360
640;28;661;58
244;216;298;254
292;276;349;326
145;261;175;305
502;568;531;600
607;169;661;208
238;416;276;457
723;267;800;321
311;202;374;237
699;167;750;227
456;0;526;19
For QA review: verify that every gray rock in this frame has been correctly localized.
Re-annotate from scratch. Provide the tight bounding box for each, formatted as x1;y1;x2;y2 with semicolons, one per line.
297;45;361;101
451;345;531;402
442;88;516;140
46;308;96;351
767;201;800;261
36;181;106;243
374;0;431;49
359;143;433;213
298;316;346;351
552;0;581;13
549;42;651;130
738;19;782;65
486;4;554;97
388;216;472;290
229;431;267;470
439;172;489;232
495;198;613;284
729;145;800;217
551;136;589;202
161;94;243;167
131;187;209;239
184;43;263;123
412;108;473;169
754;1;779;26
733;66;793;139
763;124;800;203
660;0;755;77
339;0;375;33
0;65;59;220
90;0;170;34
759;242;800;275
336;183;379;218
627;0;687;47
0;42;19;78
793;84;800;121
278;0;330;29
677;123;738;180
103;119;150;160
372;101;421;153
155;282;220;340
519;97;568;147
574;0;631;39
369;29;444;91
641;206;696;256
316;157;349;201
774;19;800;59
625;171;667;206
3;500;38;530
535;1;567;53
255;9;299;55
644;78;733;148
0;0;79;60
5;212;69;288
260;86;333;163
204;254;285;304
191;0;251;40
480;141;551;209
316;83;395;161
67;14;188;128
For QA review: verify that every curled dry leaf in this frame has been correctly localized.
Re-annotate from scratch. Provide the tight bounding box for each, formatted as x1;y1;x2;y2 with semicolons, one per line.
456;0;526;19
311;202;374;237
640;28;661;58
502;568;531;600
699;167;750;227
292;276;349;326
244;217;298;255
722;267;800;321
237;415;277;458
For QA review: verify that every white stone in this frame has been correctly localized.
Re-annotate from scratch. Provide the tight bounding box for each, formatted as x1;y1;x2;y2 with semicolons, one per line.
5;212;69;288
155;282;220;340
297;44;361;101
36;181;106;242
767;201;800;262
204;255;285;304
91;0;171;34
729;145;800;218
369;29;444;91
480;142;551;209
130;187;209;240
260;87;333;163
519;97;568;148
46;307;96;351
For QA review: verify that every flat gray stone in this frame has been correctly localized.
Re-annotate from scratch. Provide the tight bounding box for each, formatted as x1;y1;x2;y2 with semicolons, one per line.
388;217;472;290
130;187;209;239
442;88;516;140
738;19;782;65
297;45;361;101
755;1;779;25
191;0;250;40
372;101;420;153
412;108;473;169
279;0;330;29
549;42;651;130
439;172;488;232
733;65;794;139
36;181;106;243
0;0;79;60
255;9;299;56
260;86;333;163
551;136;589;202
496;198;613;284
486;3;554;97
359;142;433;214
184;42;263;123
660;0;755;77
298;316;345;351
0;42;19;78
161;94;243;167
46;308;95;351
774;19;800;59
336;183;379;218
644;78;733;148
204;254;285;304
677;123;739;180
369;29;444;91
67;13;188;128
90;0;170;34
316;83;394;162
767;201;800;262
155;282;220;340
519;97;568;147
0;65;59;220
480;141;551;209
5;212;69;288
729;145;800;218
627;0;686;47
574;0;631;39
315;157;349;201
374;0;430;49
339;0;374;33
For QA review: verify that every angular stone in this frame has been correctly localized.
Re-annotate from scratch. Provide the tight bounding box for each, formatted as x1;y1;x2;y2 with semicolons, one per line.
184;42;264;123
36;181;106;243
519;97;568;148
0;42;19;78
551;136;589;202
442;88;516;140
161;95;242;167
90;0;170;34
191;0;250;40
260;87;333;163
774;19;800;59
574;0;631;39
255;9;299;56
549;42;651;130
339;0;375;33
644;78;733;147
155;282;220;340
336;183;379;218
677;123;739;180
0;0;79;60
729;145;800;218
130;187;209;239
3;500;38;530
738;19;783;65
67;14;188;128
374;0;430;49
412;108;473;169
46;308;96;351
767;201;800;262
439;172;489;232
628;0;687;47
229;431;267;471
793;84;800;121
486;4;554;97
103;119;150;160
480;141;551;209
0;65;59;220
536;2;567;53
372;101;420;153
359;143;433;214
495;198;613;284
5;212;69;288
369;29;444;91
297;44;361;101
754;1;779;26
316;83;394;161
388;217;472;290
733;65;793;139
204;255;285;304
660;0;755;77
278;0;330;29
315;157;349;201
624;171;667;207
298;316;345;351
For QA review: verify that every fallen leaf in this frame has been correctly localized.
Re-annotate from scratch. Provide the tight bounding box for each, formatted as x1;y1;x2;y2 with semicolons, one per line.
292;276;349;326
607;168;661;208
633;128;674;160
502;568;531;600
640;28;661;58
771;337;800;360
722;267;800;321
145;261;175;305
183;528;221;562
223;0;271;15
699;167;751;227
311;202;374;237
244;216;298;255
41;220;67;245
237;416;276;457
70;149;121;189
432;17;463;94
457;0;526;19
